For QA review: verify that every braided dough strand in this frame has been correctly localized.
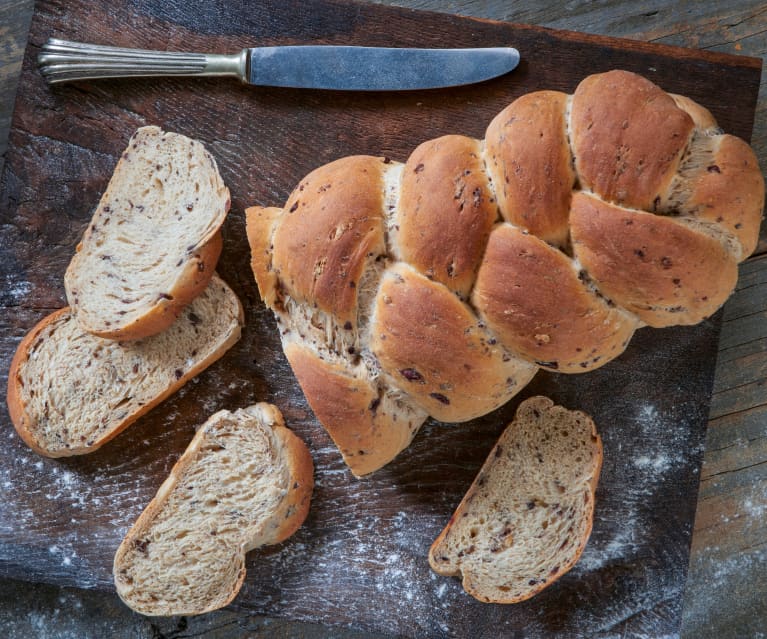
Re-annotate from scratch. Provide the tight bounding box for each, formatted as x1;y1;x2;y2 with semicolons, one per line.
246;70;764;476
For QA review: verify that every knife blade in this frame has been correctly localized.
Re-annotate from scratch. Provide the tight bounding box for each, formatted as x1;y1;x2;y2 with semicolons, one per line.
38;39;520;90
247;45;520;90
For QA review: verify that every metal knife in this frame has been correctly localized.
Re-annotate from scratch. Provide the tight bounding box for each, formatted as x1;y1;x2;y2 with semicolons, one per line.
37;38;520;91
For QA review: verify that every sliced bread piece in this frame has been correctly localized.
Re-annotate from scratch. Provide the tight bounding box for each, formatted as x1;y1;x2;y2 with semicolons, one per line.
7;274;243;457
64;125;230;340
428;396;602;603
113;403;314;616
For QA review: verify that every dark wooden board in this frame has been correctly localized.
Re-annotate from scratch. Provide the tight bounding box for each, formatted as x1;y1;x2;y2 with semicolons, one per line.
0;1;762;637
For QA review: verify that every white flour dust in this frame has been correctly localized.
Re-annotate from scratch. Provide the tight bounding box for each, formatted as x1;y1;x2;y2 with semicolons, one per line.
264;508;464;635
576;402;701;574
2;275;33;302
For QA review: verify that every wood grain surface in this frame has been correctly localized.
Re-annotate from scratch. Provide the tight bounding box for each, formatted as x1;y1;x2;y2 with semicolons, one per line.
0;1;765;638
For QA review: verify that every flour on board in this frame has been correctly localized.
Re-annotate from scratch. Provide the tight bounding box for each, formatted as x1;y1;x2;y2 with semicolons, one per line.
2;275;32;303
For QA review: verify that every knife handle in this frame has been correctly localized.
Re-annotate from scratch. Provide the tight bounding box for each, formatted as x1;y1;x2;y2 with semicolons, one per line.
37;38;248;84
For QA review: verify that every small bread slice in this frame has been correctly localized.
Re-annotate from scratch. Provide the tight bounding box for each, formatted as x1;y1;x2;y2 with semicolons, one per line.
7;274;243;457
64;125;230;340
429;396;602;603
113;403;314;616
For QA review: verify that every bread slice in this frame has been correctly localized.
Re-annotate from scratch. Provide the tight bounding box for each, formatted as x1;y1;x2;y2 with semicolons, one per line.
113;403;314;616
64;125;230;340
428;396;602;603
6;274;243;457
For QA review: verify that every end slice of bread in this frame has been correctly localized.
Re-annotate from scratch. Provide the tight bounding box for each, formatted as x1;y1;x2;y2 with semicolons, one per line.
113;403;314;616
64;125;230;340
6;274;243;457
428;396;603;603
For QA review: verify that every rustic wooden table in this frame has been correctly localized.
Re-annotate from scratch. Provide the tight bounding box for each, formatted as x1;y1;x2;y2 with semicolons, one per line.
0;1;764;637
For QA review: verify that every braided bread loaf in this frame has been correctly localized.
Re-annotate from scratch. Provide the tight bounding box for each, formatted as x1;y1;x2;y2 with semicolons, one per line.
246;70;764;476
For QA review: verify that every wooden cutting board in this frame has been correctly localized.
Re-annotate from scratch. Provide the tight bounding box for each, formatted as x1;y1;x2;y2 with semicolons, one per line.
0;1;761;636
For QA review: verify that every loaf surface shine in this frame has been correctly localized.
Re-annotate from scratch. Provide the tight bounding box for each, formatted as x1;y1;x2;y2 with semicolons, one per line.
247;70;764;476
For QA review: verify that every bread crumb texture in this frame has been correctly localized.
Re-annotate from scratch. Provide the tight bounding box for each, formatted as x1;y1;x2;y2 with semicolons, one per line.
8;275;242;456
429;396;602;604
65;126;230;339
113;404;313;616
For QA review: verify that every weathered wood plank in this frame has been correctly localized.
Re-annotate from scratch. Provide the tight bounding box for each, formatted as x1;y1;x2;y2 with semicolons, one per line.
0;0;34;178
685;252;767;638
0;1;765;638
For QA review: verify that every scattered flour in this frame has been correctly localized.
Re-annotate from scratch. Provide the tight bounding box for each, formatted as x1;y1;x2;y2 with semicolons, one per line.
35;462;91;509
743;496;767;519
574;510;641;574
576;401;702;574
633;454;672;472
48;544;78;569
2;275;33;303
695;547;766;590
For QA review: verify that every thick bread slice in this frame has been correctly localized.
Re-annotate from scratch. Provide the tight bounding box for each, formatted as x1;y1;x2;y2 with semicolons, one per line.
429;396;602;603
7;274;243;457
64;125;230;340
113;403;314;616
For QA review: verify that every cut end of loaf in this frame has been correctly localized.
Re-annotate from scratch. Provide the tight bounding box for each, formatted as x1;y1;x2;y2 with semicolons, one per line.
7;274;243;457
64;125;230;340
113;403;314;616
428;396;602;604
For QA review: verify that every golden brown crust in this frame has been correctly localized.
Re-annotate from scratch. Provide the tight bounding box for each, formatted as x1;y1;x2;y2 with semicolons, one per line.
283;342;422;476
472;224;637;373
571;70;695;210
369;264;536;422
7;276;244;458
268;423;315;544
245;206;283;307
82;231;223;341
570;192;738;327
6;308;71;457
272;155;387;324
485;91;574;246
397;135;497;296
679;135;764;258
246;69;763;477
248;406;315;546
669;93;719;130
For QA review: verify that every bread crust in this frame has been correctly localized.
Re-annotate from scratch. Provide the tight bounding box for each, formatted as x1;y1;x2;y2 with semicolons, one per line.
570;191;738;326
248;404;315;547
676;134;764;258
247;69;763;476
113;403;313;615
571;70;694;210
245;206;283;308
6;275;244;457
272;155;387;324
669;93;719;130
370;263;537;422
397;135;497;296
64;126;230;341
472;223;637;372
428;396;603;604
283;341;423;476
6;308;72;457
485;90;574;246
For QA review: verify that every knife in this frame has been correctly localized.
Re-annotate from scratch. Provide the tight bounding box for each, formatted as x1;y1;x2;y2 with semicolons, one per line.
37;38;520;91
